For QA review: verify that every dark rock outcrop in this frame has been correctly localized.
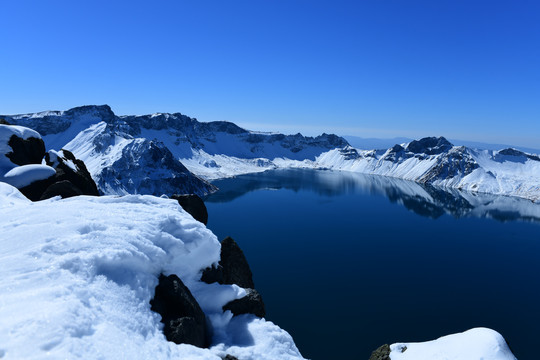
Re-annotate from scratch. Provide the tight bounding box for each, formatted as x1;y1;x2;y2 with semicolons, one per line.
406;136;453;155
222;355;239;360
6;134;45;166
39;180;84;200
369;344;391;360
223;288;265;318
18;175;57;201
202;236;254;289
202;237;266;318
18;149;100;201
172;194;209;225
150;274;209;348
44;150;100;197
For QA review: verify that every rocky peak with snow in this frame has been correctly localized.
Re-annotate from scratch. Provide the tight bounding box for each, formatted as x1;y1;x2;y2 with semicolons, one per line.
2;105;350;195
406;136;453;155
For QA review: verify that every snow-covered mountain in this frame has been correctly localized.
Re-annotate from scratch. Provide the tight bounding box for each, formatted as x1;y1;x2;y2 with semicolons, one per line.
3;105;539;201
2;105;346;195
315;137;540;201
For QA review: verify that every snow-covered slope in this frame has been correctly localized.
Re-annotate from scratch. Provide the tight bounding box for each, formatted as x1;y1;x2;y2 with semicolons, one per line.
0;182;304;360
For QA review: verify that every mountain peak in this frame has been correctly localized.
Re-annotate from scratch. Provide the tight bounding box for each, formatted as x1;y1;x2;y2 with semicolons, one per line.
406;136;453;155
65;105;116;121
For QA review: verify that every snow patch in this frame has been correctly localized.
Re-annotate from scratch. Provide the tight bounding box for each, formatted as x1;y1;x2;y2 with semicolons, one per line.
2;164;56;188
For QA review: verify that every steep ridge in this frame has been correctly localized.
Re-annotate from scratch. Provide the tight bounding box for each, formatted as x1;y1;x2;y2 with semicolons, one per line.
3;106;217;196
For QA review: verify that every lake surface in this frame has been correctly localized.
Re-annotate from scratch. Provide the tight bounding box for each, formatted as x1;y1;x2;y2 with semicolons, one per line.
204;169;540;360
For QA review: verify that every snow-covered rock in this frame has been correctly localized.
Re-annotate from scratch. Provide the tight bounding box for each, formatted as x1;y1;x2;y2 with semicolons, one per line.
0;124;56;190
0;183;305;360
389;328;516;360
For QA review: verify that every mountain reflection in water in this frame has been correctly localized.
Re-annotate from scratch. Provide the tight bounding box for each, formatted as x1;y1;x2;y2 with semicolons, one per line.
205;169;540;224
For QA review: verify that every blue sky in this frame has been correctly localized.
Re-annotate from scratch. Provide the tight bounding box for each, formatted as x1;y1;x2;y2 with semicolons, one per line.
1;0;539;147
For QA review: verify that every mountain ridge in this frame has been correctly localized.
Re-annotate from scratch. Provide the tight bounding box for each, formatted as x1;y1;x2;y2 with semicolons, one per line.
3;105;539;201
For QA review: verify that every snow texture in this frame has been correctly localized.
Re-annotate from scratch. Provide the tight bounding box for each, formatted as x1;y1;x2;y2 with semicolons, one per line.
390;328;517;360
0;184;304;360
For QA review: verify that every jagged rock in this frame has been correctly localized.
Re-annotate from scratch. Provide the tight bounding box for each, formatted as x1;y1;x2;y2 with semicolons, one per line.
223;288;265;318
418;147;479;183
39;180;83;200
44;149;100;197
171;194;209;225
200;263;224;284
202;236;255;289
369;344;391;360
406;136;453;155
222;355;239;360
220;236;255;289
16;149;99;201
150;274;209;348
6;134;45;166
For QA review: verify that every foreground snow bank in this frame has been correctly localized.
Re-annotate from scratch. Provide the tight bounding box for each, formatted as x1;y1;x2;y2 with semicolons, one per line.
390;328;516;360
0;183;304;360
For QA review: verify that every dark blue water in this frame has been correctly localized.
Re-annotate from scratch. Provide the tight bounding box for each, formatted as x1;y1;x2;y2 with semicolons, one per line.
204;169;540;360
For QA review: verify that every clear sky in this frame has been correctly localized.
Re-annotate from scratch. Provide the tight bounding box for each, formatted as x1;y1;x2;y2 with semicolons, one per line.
1;0;539;147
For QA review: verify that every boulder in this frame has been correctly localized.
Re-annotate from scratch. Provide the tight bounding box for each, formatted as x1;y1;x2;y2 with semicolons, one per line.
39;180;84;200
17;149;99;201
150;274;209;348
223;288;265;318
44;150;100;196
369;344;391;360
5;133;45;166
222;355;239;360
171;194;208;225
202;236;255;289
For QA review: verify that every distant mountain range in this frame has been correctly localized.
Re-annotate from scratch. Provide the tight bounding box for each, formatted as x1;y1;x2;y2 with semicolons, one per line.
345;135;540;154
3;105;539;201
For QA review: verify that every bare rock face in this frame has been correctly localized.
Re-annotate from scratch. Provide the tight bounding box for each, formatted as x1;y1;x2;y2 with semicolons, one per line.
6;135;45;166
369;344;391;360
223;288;265;318
202;236;255;289
44;149;100;197
39;180;84;200
19;149;100;201
202;237;266;318
406;136;453;155
150;274;209;348
219;236;255;289
171;194;209;225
